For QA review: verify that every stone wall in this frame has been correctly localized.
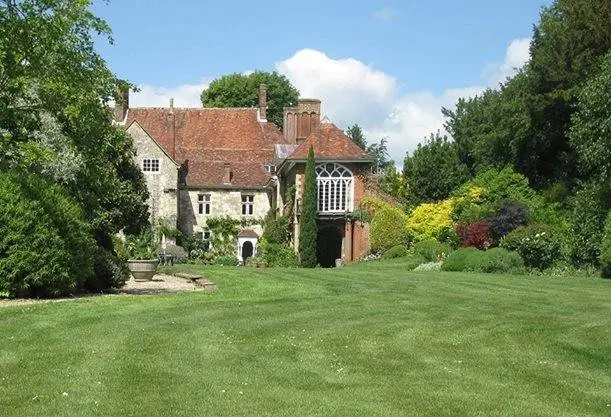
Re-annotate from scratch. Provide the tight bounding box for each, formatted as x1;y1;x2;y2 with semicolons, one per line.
179;189;269;236
127;122;178;228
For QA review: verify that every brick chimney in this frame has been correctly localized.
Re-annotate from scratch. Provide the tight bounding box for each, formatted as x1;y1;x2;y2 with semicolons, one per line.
223;162;232;184
283;98;321;144
114;87;129;122
259;84;267;121
167;98;176;159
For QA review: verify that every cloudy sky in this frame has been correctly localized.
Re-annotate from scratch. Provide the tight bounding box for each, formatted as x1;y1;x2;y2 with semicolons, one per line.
93;0;550;165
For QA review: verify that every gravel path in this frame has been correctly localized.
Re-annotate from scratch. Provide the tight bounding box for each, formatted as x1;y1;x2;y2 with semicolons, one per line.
0;274;215;308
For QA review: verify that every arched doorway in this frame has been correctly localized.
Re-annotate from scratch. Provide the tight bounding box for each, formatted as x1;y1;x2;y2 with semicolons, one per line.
317;226;342;267
242;241;254;261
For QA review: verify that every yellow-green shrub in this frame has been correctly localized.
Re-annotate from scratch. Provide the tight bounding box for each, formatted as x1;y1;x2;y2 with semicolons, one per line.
361;197;412;253
407;198;455;241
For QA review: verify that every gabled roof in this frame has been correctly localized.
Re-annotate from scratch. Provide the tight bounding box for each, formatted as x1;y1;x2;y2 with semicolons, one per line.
125;107;288;188
287;122;372;161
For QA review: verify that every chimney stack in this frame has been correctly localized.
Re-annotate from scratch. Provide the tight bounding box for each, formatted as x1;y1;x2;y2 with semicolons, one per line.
114;86;129;122
223;162;232;184
259;84;267;121
167;99;176;159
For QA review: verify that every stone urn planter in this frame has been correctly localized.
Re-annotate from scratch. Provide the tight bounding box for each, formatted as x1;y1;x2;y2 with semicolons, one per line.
127;259;159;281
125;230;159;281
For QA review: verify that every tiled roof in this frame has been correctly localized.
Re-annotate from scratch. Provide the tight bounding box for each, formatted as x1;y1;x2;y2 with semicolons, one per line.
238;229;259;238
126;108;287;188
287;122;372;161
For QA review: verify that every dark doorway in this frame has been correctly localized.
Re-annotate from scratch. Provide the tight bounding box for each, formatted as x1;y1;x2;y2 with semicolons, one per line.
242;241;254;261
316;226;342;267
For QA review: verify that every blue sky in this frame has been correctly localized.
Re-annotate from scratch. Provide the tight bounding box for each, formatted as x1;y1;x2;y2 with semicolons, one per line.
93;0;551;163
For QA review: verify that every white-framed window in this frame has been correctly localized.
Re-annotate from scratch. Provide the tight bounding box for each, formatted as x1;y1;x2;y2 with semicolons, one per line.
241;194;254;216
316;163;354;213
264;164;276;174
198;194;211;215
142;158;160;172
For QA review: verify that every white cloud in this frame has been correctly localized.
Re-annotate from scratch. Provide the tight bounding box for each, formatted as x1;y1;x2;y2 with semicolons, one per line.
128;39;532;167
373;7;396;22
486;38;531;86
130;79;210;108
276;40;531;166
276;48;396;128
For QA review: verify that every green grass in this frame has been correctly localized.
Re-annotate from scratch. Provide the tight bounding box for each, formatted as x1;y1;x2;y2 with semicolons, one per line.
1;258;610;416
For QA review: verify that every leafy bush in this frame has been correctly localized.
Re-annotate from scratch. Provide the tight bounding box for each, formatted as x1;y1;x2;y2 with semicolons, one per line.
361;197;412;253
412;239;453;262
442;247;524;274
383;245;409;259
489;200;529;242
601;211;611;278
456;220;492;249
569;182;608;266
453;167;539;224
87;247;129;292
0;172;96;298
262;212;292;246
500;224;566;270
125;230;157;260
258;240;299;267
407;199;455;241
213;256;239;266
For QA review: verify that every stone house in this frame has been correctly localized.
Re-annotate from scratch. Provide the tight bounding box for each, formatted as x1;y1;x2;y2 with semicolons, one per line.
114;85;374;265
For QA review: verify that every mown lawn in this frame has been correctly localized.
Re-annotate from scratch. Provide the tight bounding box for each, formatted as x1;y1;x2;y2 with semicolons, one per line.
1;259;610;417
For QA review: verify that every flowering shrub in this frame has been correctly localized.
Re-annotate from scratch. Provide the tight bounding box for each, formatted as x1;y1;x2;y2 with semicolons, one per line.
407;198;455;241
361;197;412;253
456;220;492;249
413;261;442;272
500;224;566;270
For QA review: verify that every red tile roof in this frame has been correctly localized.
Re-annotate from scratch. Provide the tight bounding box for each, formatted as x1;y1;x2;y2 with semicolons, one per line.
287;122;372;161
126;108;288;188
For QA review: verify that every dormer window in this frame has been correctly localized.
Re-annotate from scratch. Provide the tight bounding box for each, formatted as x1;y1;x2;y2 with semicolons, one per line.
264;164;276;174
142;158;160;173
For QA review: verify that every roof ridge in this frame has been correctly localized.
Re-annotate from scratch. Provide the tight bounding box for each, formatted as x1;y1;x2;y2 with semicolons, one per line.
130;107;256;111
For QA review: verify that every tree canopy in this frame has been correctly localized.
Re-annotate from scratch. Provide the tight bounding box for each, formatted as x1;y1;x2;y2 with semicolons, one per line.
201;71;299;129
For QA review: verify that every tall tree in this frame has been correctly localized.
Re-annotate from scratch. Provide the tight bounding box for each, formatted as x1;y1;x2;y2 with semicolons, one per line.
201;71;299;129
403;132;469;205
346;124;367;149
367;137;392;174
299;146;318;268
0;0;149;243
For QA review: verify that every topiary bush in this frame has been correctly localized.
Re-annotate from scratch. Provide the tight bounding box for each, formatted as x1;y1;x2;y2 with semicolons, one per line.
0;172;96;298
412;239;453;262
382;245;409;259
601;211;611;278
361;197;412;253
87;247;129;292
441;247;523;274
500;224;566;270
